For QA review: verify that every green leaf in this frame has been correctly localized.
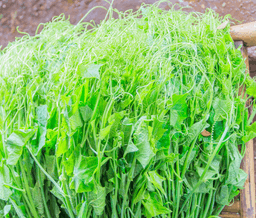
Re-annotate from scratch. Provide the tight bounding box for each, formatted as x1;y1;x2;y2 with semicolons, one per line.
6;129;35;165
31;182;45;217
37;125;47;155
78;63;102;79
242;131;256;143
200;89;211;109
142;192;171;218
152;117;167;142
232;169;247;189
179;148;197;167
6;145;23;166
45;129;58;148
77;201;87;218
79;105;93;122
119;173;127;196
209;154;222;173
147;171;166;195
122;118;134;145
36;105;49;155
169;93;188;129
226;159;241;185
89;184;106;215
186;120;207;145
70;109;83;131
63;152;75;176
48;194;60;218
70;156;98;193
47;107;58;129
134;127;155;168
132;182;146;205
216;185;229;205
56;134;68;158
6;129;35;146
124;140;138;157
45;155;57;178
196;166;218;181
166;153;179;163
247;81;256;98
51;185;66;208
184;170;212;193
0;165;12;201
99;124;112;140
37;105;49;126
213;98;232;121
242;122;256;142
108;111;125;138
4;205;11;216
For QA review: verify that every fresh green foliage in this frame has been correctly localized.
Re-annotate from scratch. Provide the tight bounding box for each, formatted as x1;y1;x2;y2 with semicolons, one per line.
0;1;255;217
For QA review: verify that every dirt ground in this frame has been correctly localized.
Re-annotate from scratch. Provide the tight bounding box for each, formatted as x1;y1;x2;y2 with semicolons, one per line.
1;0;256;47
0;0;256;210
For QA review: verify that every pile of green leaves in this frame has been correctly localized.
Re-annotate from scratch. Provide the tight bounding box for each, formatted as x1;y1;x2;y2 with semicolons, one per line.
1;1;256;217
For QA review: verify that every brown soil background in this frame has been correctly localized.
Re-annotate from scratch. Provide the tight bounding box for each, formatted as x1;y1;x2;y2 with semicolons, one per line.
1;0;256;209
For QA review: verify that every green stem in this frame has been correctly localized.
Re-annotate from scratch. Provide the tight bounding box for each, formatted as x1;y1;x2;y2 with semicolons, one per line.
198;194;206;218
86;206;93;218
202;189;213;218
174;140;181;218
37;161;52;218
180;121;230;214
248;105;256;124
208;187;217;216
166;169;172;210
181;137;197;178
10;197;26;218
111;149;119;218
194;193;202;218
173;164;180;218
62;176;75;218
28;147;75;218
23;200;33;218
10;167;33;218
213;205;225;216
190;194;197;218
56;106;62;174
19;160;39;218
121;157;136;218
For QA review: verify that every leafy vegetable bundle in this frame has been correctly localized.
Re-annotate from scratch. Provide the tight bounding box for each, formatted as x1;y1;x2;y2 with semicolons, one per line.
1;1;256;217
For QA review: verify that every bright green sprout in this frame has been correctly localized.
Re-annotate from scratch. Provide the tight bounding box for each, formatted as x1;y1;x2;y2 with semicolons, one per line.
0;1;256;217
